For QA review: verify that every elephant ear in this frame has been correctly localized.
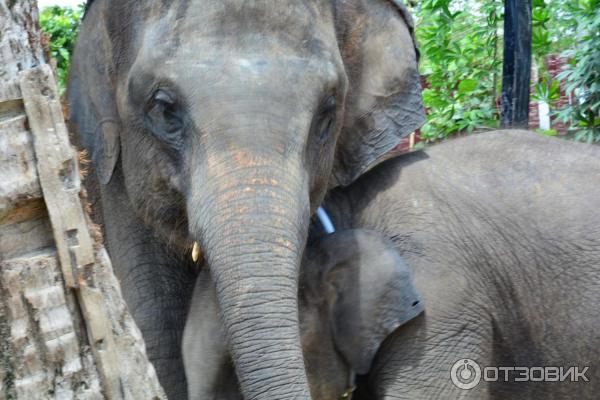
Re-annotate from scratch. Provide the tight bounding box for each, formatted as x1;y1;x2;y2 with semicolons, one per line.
332;0;425;187
317;230;424;374
68;0;120;185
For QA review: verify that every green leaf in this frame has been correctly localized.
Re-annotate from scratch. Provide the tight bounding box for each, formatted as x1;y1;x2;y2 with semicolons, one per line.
59;47;70;62
542;129;559;136
458;79;478;93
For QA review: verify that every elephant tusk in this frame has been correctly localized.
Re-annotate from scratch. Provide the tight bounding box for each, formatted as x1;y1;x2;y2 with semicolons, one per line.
192;241;202;262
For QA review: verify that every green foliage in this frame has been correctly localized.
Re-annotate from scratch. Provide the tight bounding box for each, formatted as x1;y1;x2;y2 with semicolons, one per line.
530;1;565;97
544;1;579;54
532;0;552;56
553;0;600;143
413;0;503;141
532;79;560;104
535;128;559;137
39;5;84;92
413;0;595;144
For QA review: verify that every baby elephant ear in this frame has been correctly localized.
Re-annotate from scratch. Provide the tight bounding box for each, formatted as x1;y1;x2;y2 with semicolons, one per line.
68;1;120;185
332;0;425;187
320;230;424;374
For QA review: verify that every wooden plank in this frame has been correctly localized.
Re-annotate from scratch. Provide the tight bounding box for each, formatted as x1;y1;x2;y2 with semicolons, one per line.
20;65;93;289
19;65;166;400
0;212;54;260
82;249;167;400
0;112;43;225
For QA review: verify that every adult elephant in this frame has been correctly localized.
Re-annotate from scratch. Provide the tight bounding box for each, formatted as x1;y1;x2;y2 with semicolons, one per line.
67;0;424;399
324;130;600;399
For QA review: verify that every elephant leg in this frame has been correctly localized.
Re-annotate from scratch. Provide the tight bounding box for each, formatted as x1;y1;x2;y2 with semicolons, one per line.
183;269;241;400
118;244;195;400
99;172;196;400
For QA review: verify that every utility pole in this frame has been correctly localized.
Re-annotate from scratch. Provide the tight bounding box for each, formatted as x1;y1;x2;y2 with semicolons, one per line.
501;0;533;128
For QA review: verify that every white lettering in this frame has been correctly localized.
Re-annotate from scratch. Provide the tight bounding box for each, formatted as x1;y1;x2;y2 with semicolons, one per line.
529;367;544;381
560;367;574;381
498;367;514;382
514;367;529;382
573;367;590;382
484;367;498;381
545;367;560;382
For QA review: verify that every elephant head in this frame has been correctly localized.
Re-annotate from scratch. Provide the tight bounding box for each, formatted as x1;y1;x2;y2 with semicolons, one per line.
183;229;424;400
68;1;424;399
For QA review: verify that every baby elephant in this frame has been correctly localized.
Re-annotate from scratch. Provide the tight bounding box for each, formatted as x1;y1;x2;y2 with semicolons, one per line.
183;229;424;400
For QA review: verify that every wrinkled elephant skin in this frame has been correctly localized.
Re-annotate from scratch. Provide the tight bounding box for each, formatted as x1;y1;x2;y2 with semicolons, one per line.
67;1;425;399
182;229;423;400
325;130;600;400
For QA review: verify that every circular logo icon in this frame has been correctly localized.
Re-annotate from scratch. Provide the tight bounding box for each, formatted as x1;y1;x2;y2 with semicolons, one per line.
450;359;482;390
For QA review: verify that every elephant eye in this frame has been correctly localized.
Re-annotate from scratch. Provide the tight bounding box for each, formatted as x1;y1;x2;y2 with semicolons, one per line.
145;89;184;145
316;114;335;143
315;96;337;143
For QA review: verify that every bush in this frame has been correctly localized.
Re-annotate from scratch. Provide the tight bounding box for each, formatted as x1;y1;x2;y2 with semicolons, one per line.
553;0;600;143
413;0;595;144
39;5;84;92
413;0;504;141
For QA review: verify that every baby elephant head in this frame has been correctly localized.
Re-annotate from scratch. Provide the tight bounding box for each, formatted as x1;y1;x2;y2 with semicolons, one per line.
183;229;424;400
300;229;424;398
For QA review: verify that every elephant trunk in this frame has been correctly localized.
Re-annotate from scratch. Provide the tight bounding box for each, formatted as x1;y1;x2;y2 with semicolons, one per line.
188;152;311;400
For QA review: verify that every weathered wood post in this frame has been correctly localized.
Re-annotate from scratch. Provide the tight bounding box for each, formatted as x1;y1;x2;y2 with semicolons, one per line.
501;0;533;128
0;2;165;398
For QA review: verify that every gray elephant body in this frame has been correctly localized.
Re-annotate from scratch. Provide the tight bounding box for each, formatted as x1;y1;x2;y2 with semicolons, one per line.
324;130;600;399
68;1;424;399
183;229;423;400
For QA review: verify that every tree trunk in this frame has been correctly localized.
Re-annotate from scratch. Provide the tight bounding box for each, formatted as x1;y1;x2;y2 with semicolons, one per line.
0;1;165;399
501;0;533;128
